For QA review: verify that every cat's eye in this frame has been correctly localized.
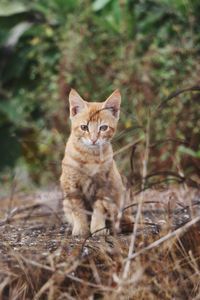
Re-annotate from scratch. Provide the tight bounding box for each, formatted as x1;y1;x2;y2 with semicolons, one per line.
99;125;108;131
80;125;89;131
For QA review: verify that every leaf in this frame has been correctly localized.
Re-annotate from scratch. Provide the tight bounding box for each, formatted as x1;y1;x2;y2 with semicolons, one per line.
92;0;112;12
4;21;32;48
0;3;29;17
178;145;200;158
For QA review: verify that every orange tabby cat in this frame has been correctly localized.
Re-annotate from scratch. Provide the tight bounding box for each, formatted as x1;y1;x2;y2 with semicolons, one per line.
60;89;130;236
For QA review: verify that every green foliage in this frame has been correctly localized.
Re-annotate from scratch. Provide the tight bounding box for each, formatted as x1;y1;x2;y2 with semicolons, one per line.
178;145;200;159
0;0;199;186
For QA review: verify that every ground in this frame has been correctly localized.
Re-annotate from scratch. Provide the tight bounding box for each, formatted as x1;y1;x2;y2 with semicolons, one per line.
0;185;200;299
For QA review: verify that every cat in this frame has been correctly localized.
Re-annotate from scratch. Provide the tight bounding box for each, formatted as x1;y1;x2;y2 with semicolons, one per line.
60;89;131;236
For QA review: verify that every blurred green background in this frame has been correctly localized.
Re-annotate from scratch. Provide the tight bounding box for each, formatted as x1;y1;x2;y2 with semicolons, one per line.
0;0;200;191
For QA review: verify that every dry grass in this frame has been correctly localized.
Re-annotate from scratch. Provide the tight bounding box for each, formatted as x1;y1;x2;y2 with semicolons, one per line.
0;186;200;300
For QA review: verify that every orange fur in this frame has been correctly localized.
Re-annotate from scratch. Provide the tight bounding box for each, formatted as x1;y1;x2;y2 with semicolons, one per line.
60;89;131;236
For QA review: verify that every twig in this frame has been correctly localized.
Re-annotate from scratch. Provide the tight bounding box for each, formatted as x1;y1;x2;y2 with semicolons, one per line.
66;274;114;291
130;142;139;174
122;110;151;280
122;200;163;212
114;138;142;156
0;202;63;227
149;137;189;148
7;172;17;213
34;278;54;300
124;216;200;261
155;85;200;112
0;204;41;226
20;258;54;272
79;226;109;258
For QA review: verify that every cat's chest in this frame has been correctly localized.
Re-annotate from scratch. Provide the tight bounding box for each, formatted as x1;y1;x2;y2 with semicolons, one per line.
83;162;106;176
80;163;112;199
67;151;112;176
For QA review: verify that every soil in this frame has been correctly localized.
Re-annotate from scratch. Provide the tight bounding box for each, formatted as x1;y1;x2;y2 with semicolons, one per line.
0;186;200;299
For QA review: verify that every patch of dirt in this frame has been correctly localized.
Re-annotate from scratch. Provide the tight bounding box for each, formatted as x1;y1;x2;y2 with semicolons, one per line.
0;186;200;299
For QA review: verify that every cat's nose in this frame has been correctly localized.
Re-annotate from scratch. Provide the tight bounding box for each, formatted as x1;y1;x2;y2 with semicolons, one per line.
91;138;97;144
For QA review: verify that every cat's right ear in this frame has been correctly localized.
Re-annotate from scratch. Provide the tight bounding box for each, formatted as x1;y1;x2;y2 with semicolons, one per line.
69;89;87;118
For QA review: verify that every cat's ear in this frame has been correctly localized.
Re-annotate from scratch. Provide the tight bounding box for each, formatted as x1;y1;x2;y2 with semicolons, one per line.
69;89;87;118
103;89;121;118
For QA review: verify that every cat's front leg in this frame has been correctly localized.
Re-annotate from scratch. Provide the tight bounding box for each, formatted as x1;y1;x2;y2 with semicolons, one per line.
72;213;89;236
90;200;108;235
63;197;89;236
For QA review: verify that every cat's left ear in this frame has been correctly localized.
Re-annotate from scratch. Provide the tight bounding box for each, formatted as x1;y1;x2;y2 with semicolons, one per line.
103;89;121;118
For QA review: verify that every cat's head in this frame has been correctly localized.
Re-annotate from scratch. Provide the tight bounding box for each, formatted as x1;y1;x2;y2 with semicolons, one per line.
68;89;121;147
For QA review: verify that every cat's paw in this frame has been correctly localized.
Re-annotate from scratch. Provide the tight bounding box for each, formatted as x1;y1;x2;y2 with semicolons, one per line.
91;228;109;236
90;204;108;235
90;220;109;236
72;223;89;237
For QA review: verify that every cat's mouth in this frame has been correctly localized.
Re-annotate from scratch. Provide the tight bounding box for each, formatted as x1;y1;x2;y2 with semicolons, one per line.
81;137;108;148
87;142;100;148
82;139;102;147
